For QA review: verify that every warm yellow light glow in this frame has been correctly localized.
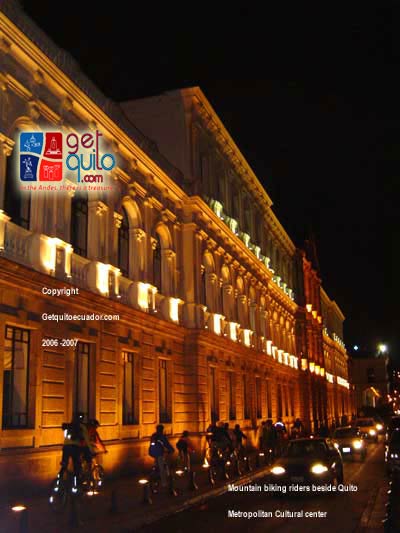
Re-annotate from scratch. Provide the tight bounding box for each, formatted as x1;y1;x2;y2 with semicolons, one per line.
301;358;308;371
169;298;181;323
310;464;328;474
41;237;57;272
243;329;251;347
315;365;320;376
96;262;110;294
283;352;289;366
293;356;299;370
337;376;349;388
267;340;273;356
309;362;315;373
138;479;149;485
271;466;286;475
213;313;223;335
306;304;312;313
278;349;283;363
320;367;325;377
317;316;322;324
272;346;277;359
229;322;238;342
326;372;334;383
312;310;317;319
12;505;26;512
137;282;151;311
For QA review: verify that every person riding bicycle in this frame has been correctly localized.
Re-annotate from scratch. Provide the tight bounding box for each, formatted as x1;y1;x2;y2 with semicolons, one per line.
60;412;94;492
176;430;194;471
233;424;247;453
82;419;107;467
148;424;174;487
262;419;278;462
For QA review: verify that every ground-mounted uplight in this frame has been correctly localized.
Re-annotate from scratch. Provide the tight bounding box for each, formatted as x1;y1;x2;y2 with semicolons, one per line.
138;479;152;504
11;505;26;512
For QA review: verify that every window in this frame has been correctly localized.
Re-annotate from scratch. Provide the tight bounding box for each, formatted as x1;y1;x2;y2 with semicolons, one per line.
266;380;272;418
277;384;283;418
243;375;250;419
284;385;289;417
255;377;262;419
367;367;375;383
118;208;130;277
159;359;171;423
74;342;90;420
153;234;162;292
71;192;88;257
2;326;30;429
123;352;137;425
209;367;218;422
227;372;235;420
5;150;30;229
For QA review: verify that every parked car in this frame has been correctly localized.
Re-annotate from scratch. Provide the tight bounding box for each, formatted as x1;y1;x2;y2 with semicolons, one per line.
332;426;367;461
385;429;400;475
354;418;379;442
268;437;344;488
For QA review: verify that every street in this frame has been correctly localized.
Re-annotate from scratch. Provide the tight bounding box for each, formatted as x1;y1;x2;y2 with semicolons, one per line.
139;441;386;532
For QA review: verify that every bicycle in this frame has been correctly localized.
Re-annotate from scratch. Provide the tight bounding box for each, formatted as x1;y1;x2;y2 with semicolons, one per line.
149;453;171;494
80;453;105;492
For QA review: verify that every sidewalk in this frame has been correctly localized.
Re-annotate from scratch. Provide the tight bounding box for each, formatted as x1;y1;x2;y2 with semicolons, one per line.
1;450;269;533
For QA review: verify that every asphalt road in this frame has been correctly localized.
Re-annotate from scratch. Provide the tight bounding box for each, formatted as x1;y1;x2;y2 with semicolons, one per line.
139;441;386;533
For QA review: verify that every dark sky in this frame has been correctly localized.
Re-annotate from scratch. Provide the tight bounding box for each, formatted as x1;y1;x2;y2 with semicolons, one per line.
19;1;400;361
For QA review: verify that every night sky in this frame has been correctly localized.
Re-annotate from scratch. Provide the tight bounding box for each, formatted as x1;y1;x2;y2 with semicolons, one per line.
19;2;400;363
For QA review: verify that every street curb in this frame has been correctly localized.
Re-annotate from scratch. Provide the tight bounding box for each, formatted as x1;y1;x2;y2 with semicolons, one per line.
124;465;271;531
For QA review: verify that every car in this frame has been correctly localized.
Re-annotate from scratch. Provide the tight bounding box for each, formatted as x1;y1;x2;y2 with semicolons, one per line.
385;429;400;475
268;437;344;488
332;426;367;461
354;418;379;442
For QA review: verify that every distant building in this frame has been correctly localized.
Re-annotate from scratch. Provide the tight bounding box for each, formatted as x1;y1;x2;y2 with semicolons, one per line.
350;356;390;412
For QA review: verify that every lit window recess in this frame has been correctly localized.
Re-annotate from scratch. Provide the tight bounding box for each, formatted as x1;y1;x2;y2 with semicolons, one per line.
325;372;334;383
337;376;349;389
272;345;277;359
320;367;325;377
94;262;120;297
315;365;320;376
228;322;239;342
35;235;73;277
312;310;318;319
283;352;289;366
301;358;308;371
242;329;252;347
309;361;315;373
306;304;312;313
266;340;273;356
169;297;182;323
278;349;284;364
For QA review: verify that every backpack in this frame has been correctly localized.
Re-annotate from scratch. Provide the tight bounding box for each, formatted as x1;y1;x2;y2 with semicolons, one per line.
148;436;164;457
62;421;84;442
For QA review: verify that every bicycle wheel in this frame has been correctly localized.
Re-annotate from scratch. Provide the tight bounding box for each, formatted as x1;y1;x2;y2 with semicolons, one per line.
48;476;68;513
92;464;105;489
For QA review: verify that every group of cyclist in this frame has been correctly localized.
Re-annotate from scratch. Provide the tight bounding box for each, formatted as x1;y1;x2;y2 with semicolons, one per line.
60;412;107;490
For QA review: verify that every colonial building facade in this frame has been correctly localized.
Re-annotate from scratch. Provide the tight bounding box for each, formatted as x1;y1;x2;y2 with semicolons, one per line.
0;1;351;491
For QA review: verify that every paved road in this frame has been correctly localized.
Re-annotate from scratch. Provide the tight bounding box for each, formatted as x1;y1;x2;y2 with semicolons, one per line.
139;442;386;533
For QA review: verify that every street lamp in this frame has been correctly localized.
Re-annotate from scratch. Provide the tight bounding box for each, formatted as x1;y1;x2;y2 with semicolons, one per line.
378;344;388;355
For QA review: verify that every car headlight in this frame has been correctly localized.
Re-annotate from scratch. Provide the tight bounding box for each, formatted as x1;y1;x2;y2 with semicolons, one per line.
271;466;286;475
376;424;383;431
353;440;363;449
334;442;339;449
311;464;328;474
390;453;399;459
369;429;376;436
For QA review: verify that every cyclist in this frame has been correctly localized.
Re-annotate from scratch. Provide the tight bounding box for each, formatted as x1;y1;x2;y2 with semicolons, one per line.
60;412;93;492
176;430;194;471
148;424;174;487
82;419;107;467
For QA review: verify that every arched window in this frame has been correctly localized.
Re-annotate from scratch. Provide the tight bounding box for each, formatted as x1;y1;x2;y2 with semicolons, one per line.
118;207;129;277
4;146;30;229
71;192;88;257
153;234;162;292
